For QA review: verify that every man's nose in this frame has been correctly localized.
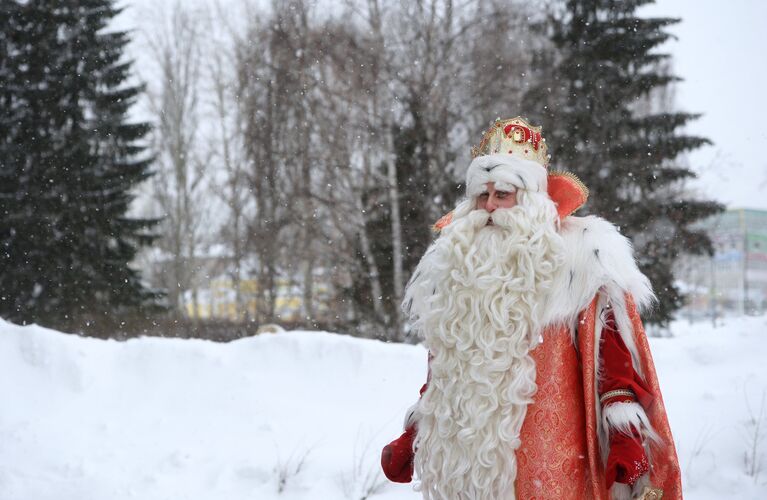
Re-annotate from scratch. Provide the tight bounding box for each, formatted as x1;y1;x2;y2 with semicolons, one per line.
485;197;497;212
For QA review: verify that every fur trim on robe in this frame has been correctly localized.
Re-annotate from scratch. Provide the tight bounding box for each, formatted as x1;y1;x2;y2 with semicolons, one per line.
602;401;661;446
541;214;655;333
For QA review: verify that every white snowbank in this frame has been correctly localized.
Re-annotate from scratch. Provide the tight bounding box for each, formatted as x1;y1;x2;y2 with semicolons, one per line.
0;316;766;499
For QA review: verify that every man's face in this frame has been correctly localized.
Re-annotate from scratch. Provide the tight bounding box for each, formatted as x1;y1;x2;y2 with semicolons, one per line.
475;182;517;212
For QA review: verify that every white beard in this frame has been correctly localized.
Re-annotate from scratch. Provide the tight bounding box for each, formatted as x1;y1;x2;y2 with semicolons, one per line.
404;193;565;500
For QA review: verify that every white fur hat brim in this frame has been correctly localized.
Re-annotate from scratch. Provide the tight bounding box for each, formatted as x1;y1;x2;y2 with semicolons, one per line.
466;154;547;197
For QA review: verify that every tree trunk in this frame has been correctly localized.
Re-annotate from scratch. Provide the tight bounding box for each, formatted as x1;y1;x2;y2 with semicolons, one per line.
386;129;405;340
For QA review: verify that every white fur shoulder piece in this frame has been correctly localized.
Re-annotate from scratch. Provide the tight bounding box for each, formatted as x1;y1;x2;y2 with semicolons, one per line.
541;215;655;329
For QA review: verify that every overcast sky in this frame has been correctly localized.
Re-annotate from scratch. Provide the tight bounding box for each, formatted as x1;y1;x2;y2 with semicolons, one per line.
118;0;767;211
640;0;767;210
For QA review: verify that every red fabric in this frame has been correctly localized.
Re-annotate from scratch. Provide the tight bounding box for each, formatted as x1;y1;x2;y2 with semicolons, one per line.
600;311;653;408
516;322;591;497
602;394;635;406
381;425;415;483
606;430;650;487
547;173;589;219
381;367;428;484
599;310;652;488
581;297;683;498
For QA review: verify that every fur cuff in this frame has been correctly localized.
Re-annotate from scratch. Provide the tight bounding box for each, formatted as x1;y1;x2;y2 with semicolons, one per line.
602;401;661;444
403;401;419;430
610;473;650;500
610;481;632;500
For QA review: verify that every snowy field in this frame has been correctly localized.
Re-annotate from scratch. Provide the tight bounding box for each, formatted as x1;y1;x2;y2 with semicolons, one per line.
1;316;766;500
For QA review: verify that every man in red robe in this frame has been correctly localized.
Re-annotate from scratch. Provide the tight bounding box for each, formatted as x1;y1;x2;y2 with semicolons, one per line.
381;117;681;499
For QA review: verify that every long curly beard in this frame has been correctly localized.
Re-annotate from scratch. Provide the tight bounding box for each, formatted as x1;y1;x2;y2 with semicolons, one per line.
403;192;565;500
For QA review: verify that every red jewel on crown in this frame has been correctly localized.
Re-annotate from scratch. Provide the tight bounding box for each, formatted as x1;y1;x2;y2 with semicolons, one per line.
503;123;541;151
471;117;548;165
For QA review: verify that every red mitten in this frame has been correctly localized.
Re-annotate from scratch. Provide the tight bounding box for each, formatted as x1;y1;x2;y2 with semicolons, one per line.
381;425;416;483
605;428;649;489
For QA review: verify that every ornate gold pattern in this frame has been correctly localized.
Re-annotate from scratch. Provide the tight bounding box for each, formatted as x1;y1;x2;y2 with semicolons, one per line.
599;389;637;404
516;324;594;499
514;297;682;498
576;301;611;500
638;486;665;499
471;117;550;167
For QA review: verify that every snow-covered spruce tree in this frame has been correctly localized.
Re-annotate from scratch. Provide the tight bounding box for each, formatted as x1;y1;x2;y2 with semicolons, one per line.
527;0;722;326
0;0;159;328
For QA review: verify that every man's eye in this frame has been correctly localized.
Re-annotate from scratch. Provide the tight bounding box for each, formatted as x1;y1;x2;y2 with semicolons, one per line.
496;191;511;198
479;193;489;199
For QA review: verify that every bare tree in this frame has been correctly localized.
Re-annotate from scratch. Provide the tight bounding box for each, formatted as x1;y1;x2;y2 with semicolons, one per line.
144;2;212;315
328;0;538;340
133;0;540;335
366;0;406;334
304;8;398;333
205;3;255;321
236;2;309;324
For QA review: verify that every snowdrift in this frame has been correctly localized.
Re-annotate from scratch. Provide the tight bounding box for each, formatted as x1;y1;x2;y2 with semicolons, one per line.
1;316;766;499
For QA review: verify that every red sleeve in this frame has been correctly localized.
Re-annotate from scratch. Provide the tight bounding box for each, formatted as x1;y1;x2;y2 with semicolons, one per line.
600;310;651;488
599;311;652;408
606;431;650;487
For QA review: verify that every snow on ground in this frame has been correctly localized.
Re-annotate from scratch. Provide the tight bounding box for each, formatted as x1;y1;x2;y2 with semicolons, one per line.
1;316;766;500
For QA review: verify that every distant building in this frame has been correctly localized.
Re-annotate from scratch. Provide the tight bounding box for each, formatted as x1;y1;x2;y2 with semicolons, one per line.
181;274;334;324
138;245;337;325
678;208;767;321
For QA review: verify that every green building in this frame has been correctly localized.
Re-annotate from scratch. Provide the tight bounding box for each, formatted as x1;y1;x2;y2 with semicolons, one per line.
678;209;767;321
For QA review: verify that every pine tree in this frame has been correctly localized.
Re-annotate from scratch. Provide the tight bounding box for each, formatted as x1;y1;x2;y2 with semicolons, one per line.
0;0;158;327
527;0;723;325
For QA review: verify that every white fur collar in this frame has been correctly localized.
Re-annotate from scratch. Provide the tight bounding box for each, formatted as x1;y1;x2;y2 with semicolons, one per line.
541;215;655;329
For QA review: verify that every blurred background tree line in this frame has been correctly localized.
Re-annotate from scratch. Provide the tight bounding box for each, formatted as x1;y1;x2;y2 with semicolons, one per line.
0;0;721;340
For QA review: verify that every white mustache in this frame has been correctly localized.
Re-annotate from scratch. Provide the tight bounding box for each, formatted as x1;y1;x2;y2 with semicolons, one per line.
470;208;520;229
